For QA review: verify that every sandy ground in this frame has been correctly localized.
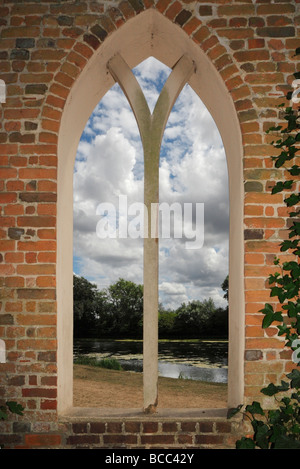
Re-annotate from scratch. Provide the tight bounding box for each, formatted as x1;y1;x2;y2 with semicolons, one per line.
73;365;227;408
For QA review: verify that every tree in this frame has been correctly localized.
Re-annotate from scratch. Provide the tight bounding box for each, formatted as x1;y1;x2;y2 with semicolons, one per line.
221;275;229;301
158;305;177;338
73;275;100;337
174;298;217;338
106;278;143;337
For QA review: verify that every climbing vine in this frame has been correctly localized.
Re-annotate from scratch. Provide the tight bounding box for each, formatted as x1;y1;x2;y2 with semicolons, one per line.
230;49;300;449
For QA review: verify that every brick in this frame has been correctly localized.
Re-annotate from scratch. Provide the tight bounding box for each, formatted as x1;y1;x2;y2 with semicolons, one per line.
141;434;174;445
66;435;100;446
193;26;210;44
166;1;182;21
24;434;61;447
19;168;57;179
17;289;56;300
25;84;48;95
244;229;264;240
195;434;224;445
72;423;88;433
142;422;158;433
19;193;56;203
257;4;295;15
83;34;100;50
18;338;56;351
181;421;196;432
90;24;108;42
0;314;14;325
103;434;137;445
73;42;94;60
246;338;284;350
175;9;192;26
118;0;136;18
107;422;122;433
90;422;106;433
178;434;193;444
127;0;145;14
199;421;214;433
234;50;269;62
0;240;15;251
17;264;55;275
218;5;255;15
183;17;202;35
40;399;57;410
2;27;40;38
17;216;56;227
257;27;295;38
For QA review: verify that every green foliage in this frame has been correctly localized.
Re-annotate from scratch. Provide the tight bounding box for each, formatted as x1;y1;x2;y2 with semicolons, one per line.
173;298;228;338
73;275;101;337
73;275;228;339
74;355;123;370
230;66;300;449
221;275;229;301
158;308;177;338
0;401;24;421
106;278;143;337
73;276;143;338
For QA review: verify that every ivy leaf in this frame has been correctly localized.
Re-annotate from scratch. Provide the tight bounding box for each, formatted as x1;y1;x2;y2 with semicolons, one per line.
245;401;265;416
271;181;294;194
261;381;289;396
259;303;274;314
262;311;283;329
227;405;243;419
270;286;286;303
294;47;300;56
236;437;256;449
0;406;8;420
286;369;300;389
274;436;300;449
266;125;283;133
255;423;270;449
6;401;24;416
275;151;288;168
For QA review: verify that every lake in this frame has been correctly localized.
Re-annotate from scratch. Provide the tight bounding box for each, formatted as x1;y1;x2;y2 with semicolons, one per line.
74;338;228;384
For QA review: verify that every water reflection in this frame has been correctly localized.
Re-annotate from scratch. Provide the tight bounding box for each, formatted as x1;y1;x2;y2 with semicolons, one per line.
74;339;228;383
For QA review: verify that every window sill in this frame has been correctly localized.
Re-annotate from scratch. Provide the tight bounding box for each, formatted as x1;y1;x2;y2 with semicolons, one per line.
59;407;230;421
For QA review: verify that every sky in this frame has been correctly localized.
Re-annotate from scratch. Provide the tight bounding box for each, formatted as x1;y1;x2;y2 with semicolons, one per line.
73;57;229;310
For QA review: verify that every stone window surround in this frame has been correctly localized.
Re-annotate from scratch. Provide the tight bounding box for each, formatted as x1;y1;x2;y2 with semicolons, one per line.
56;9;244;416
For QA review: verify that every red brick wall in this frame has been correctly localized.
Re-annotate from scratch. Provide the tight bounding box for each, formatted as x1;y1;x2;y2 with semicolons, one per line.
3;415;243;449
0;0;299;449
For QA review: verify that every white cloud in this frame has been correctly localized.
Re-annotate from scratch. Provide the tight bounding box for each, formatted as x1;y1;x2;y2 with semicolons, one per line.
73;57;229;309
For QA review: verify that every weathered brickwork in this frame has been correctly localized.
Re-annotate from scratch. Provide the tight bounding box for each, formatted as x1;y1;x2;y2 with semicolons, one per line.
1;414;244;449
0;0;299;449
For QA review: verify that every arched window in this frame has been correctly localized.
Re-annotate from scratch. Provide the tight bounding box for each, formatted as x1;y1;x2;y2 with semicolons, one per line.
57;10;244;415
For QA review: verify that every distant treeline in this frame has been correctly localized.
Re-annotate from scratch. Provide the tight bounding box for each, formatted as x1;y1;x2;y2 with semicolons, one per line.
73;275;228;340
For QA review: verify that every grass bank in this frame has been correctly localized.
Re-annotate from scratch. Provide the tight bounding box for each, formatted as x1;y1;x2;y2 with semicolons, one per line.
73;364;227;409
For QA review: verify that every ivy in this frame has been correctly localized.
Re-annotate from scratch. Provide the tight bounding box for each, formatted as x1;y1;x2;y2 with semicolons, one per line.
229;57;300;449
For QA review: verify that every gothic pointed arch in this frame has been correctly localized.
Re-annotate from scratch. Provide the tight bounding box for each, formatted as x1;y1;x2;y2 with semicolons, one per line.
55;7;245;414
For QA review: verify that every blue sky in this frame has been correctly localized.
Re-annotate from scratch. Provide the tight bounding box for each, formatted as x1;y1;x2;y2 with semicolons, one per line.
73;57;229;310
